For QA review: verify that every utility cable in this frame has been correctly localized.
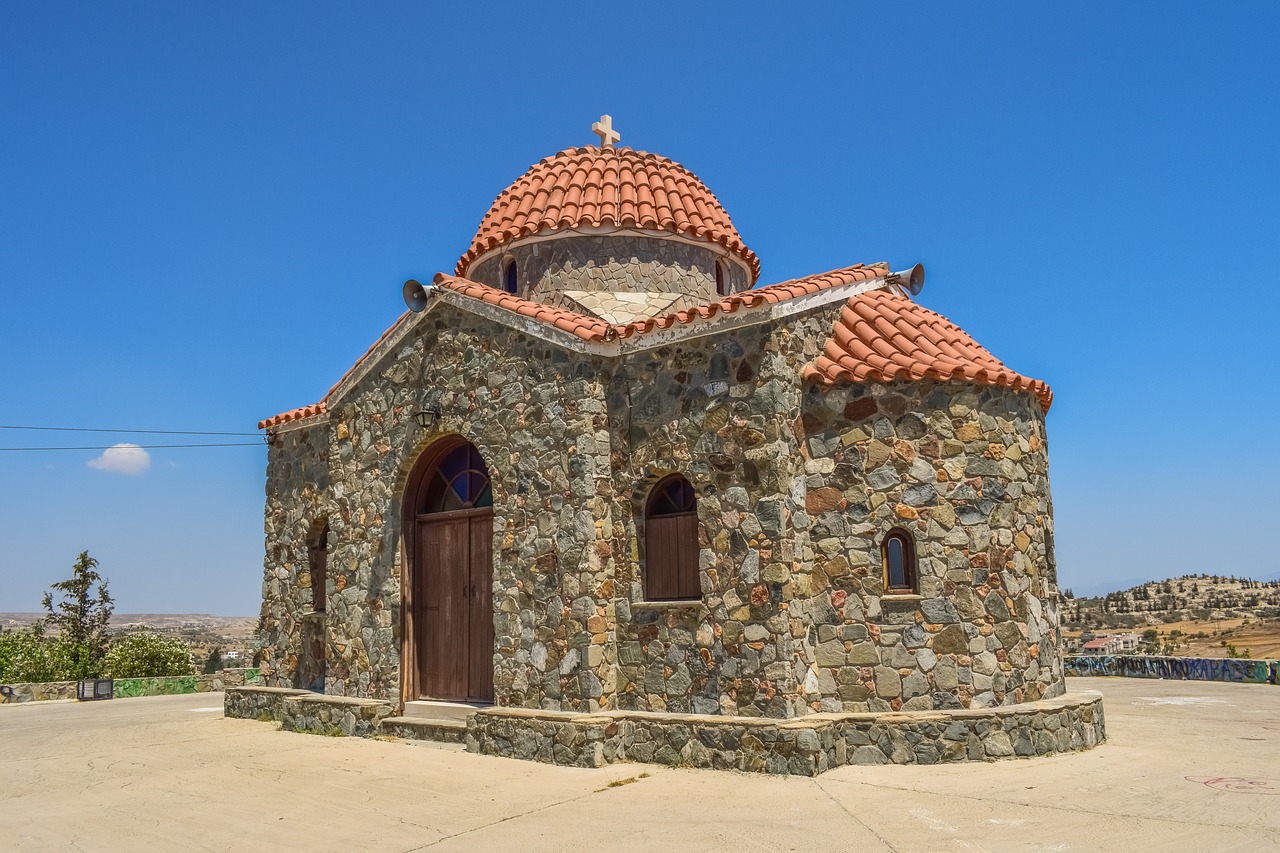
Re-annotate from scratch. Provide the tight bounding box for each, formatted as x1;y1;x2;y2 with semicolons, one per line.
0;442;263;451
0;424;260;436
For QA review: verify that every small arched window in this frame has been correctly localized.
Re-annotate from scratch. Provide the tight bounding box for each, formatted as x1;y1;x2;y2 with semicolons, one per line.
503;258;518;294
644;475;700;601
715;259;729;297
882;528;917;594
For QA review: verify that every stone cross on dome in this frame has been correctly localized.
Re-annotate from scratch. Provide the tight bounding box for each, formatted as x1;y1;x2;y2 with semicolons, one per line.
592;114;620;148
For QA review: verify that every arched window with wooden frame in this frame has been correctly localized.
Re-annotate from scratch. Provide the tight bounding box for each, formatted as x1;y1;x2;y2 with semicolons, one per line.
644;475;700;601
881;527;918;594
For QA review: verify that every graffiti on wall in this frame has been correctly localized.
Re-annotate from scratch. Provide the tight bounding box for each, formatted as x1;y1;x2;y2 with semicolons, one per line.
1064;655;1278;684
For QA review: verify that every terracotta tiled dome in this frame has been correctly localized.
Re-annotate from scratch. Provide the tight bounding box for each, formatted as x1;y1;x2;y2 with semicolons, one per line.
456;146;760;283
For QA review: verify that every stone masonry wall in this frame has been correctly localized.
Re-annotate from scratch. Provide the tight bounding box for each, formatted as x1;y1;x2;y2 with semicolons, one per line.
603;303;1061;718
315;300;615;707
225;685;393;736
260;424;329;689
1;670;262;703
261;291;1061;719
464;689;1104;775
609;311;839;718
468;234;750;314
797;381;1063;711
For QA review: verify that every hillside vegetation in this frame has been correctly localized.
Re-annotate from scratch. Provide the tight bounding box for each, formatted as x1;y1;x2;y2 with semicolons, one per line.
1062;575;1280;659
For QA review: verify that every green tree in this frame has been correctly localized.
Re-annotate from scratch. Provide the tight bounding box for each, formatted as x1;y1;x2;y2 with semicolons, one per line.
202;647;223;674
40;551;114;679
104;632;195;678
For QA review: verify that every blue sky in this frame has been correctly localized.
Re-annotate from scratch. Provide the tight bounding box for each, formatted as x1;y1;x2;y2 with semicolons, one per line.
2;3;1277;614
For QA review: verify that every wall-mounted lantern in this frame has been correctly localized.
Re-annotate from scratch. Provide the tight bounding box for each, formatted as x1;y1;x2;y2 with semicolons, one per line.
413;408;441;430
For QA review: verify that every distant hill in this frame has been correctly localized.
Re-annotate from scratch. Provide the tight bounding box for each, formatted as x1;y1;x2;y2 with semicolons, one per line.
0;613;257;638
1063;574;1280;630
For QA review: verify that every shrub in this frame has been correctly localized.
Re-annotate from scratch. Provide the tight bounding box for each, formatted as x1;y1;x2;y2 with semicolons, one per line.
104;632;195;679
0;629;70;683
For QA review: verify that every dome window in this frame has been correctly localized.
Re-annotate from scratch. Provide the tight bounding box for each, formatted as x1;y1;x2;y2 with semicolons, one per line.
503;259;518;294
715;259;729;296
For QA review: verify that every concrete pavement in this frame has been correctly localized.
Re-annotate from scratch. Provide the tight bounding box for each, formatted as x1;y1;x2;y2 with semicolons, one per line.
1;677;1277;851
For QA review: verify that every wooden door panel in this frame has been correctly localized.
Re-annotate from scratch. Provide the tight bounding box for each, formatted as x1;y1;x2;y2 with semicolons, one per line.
468;514;494;702
675;513;700;600
417;516;470;700
646;516;681;600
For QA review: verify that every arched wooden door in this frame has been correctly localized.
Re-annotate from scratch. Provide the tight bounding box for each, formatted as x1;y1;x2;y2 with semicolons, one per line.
403;439;494;703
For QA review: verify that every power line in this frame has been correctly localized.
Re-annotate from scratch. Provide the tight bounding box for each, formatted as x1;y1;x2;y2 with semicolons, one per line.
0;424;260;436
0;443;263;451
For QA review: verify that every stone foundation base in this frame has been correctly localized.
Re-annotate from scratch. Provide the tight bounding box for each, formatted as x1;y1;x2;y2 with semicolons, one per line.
225;687;1104;776
465;691;1105;775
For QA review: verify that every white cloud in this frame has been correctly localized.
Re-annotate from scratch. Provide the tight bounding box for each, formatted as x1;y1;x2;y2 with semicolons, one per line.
87;443;151;475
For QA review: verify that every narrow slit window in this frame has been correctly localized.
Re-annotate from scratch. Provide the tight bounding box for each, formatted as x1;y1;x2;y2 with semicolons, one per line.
309;522;329;612
882;528;917;594
715;259;729;296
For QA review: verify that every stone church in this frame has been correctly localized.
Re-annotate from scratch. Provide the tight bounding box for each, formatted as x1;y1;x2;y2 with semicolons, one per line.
256;117;1065;724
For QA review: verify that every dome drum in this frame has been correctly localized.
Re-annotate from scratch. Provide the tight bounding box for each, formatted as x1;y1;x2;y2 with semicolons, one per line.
466;231;750;317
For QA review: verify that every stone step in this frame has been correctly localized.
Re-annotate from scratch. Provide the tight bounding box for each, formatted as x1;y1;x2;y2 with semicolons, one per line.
402;700;486;722
381;716;467;744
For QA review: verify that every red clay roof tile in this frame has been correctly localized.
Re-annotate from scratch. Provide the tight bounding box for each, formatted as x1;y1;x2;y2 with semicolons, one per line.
456;146;760;283
258;402;328;430
803;290;1053;412
260;264;893;429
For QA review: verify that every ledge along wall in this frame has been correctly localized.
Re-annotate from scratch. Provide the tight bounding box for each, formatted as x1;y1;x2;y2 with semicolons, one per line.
0;669;262;704
1064;655;1278;684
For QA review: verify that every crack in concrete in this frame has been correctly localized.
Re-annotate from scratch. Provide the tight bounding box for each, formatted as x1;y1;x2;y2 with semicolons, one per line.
813;778;900;852
397;783;621;851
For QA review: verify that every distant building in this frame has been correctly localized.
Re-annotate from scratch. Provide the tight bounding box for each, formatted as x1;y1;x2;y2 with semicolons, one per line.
1112;632;1139;652
1079;633;1140;655
1081;638;1111;655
